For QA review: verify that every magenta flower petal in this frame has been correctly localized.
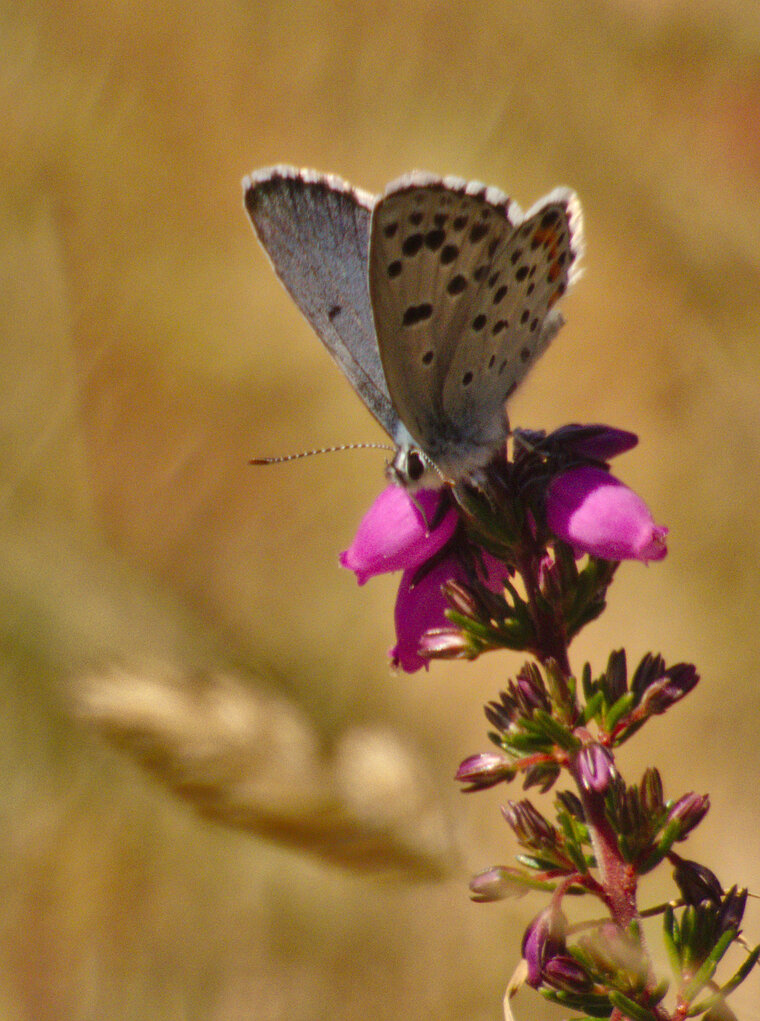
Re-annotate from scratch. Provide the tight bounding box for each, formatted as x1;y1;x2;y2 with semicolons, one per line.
391;556;460;672
391;551;508;673
557;424;638;461
546;466;668;562
339;486;457;585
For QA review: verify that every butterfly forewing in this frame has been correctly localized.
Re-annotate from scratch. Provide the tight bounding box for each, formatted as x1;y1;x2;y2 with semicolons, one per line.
244;166;399;436
444;188;583;422
369;174;519;464
369;174;583;477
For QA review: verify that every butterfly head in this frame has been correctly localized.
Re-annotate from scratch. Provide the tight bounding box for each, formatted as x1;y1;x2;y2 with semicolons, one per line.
387;420;510;491
386;443;442;490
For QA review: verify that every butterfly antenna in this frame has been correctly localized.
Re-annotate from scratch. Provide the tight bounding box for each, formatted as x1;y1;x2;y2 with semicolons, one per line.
422;450;447;484
250;443;395;466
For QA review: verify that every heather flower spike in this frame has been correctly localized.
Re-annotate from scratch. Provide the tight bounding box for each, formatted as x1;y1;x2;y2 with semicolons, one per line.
337;422;755;1017
443;437;756;1019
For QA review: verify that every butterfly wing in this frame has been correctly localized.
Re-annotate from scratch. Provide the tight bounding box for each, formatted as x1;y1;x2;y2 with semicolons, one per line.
368;173;583;478
244;166;399;437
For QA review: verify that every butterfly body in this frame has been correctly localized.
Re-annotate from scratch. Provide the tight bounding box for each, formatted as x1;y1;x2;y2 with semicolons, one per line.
244;166;582;489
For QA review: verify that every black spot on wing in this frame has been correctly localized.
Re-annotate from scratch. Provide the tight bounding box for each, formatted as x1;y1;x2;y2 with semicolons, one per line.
402;233;424;257
425;229;445;251
402;303;433;327
440;243;459;265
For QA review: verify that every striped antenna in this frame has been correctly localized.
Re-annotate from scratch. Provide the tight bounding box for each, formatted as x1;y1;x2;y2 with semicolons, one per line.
250;442;395;466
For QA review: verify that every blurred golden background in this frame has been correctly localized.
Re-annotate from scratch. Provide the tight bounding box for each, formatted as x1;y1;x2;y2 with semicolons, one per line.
3;1;760;1017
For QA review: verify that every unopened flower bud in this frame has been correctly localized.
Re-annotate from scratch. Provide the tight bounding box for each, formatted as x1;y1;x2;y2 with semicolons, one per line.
717;886;747;935
542;954;593;993
469;866;528;902
417;627;471;661
667;792;710;840
556;424;639;462
522;906;567;987
640;767;664;815
502;800;556;847
456;752;515;791
577;743;617;793
442;579;479;616
639;663;699;714
673;858;723;907
515;665;551;713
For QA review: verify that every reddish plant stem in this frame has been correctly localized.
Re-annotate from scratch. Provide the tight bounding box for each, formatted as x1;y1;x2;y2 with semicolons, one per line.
518;546;641;926
571;764;639;927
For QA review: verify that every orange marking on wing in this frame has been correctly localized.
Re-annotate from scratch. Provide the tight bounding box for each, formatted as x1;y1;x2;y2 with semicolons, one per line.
530;226;561;260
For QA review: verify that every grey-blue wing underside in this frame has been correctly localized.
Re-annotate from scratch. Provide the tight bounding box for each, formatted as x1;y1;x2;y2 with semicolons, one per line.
243;165;399;437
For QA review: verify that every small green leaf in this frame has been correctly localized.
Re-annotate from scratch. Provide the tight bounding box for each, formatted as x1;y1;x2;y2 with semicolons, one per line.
581;662;594;701
532;710;582;751
636;843;667;875
717;943;760;998
689;946;759;1015
562;836;590;875
581;690;605;724
680;905;698;969
663;905;682;975
543;990;614;1015
514;853;567;873
604;691;635;733
501;732;554;755
648;819;684;864
683;929;737;1002
608;990;659;1021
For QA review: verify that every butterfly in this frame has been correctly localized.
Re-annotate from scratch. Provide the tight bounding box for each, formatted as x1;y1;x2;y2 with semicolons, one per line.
243;166;583;488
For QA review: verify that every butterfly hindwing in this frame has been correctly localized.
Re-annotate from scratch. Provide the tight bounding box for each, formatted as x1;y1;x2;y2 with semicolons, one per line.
244;166;399;437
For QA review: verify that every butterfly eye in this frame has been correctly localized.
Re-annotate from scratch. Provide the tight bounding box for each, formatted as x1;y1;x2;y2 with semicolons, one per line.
407;451;425;482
